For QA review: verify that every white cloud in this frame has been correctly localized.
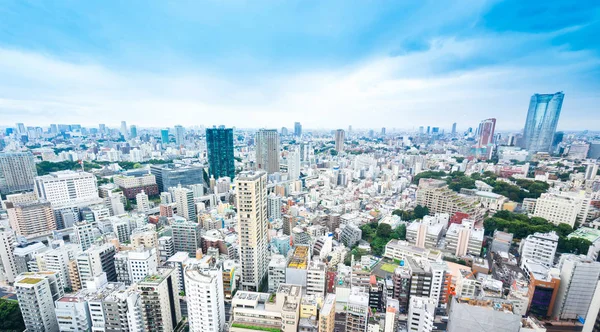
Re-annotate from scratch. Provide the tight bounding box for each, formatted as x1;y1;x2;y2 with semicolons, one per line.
0;33;598;132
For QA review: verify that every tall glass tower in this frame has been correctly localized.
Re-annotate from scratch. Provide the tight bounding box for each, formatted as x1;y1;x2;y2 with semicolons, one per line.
523;92;564;153
206;126;235;180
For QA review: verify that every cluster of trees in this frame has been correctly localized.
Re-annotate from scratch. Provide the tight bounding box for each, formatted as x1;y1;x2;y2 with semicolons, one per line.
116;162;144;170
36;160;102;175
0;299;25;331
359;222;407;256
392;205;430;221
483;211;591;255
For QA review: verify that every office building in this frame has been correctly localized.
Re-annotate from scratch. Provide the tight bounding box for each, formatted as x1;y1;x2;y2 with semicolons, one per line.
150;163;205;192
0;228;18;283
523;92;564;153
115;248;158;285
568;142;590;160
0;151;37;194
206;126;236;180
451;123;457;135
533;192;591;227
185;261;226;332
445;222;484;257
477;118;496;146
447;297;521;332
36;245;77;291
34;171;99;207
136;268;182;332
54;293;92;332
294;122;302;137
113;173;159;199
306;260;327;297
130;125;137;138
161;128;169;144
521;260;561;318
585;163;598;181
174;125;185;146
15;271;64;332
171;217;202;255
340;224;362;248
235;171;268;291
255;129;280;174
553;254;600;320
6;200;56;237
408;296;435;332
346;287;370;332
519;231;559;268
335;129;345;152
172;186;197;221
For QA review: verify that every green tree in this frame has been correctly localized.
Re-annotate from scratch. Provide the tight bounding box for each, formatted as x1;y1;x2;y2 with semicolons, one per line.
0;299;26;331
376;223;392;238
391;224;406;240
413;205;430;219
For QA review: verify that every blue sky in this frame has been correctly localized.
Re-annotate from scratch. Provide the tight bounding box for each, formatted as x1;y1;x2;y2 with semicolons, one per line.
0;0;599;131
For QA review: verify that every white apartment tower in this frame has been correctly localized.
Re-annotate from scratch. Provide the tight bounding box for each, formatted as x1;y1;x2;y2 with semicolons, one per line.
267;193;282;220
255;129;280;174
173;185;197;222
519;231;559;268
136;190;150;213
185;262;226;332
554;254;600;320
236;171;268;291
0;228;18;283
73;222;95;252
288;149;301;180
15;271;64;332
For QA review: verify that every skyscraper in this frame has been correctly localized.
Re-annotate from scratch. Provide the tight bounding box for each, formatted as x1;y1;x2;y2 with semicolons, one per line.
255;129;280;174
287;149;301;180
335;129;345;152
523;92;564;153
174;125;185;146
235;171;268;291
0;151;38;194
120;121;128;138
173;186;197;222
161;128;169;144
294;122;302;137
130;125;137;138
206;126;235;180
477;118;496;146
451;123;457;135
185;261;226;332
99;124;106;134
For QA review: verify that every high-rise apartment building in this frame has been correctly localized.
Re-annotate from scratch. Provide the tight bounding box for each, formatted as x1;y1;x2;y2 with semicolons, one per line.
235;171;268;291
172;186;197;222
335;129;345;152
6;201;56;237
185;261;226;332
206;126;236;180
171;217;202;254
267;194;282;220
15;271;64;332
34;171;99;208
288;149;301;180
174;125;185;146
136;268;182;332
0;151;37;194
0;228;18;283
255;129;280;174
73;222;95;252
533;192;591;227
136;190;150;212
523;92;564;153
477;118;496;146
294;122;302;137
76;243;117;282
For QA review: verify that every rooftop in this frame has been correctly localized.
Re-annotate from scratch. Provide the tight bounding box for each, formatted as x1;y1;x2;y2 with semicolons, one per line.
567;227;600;243
17;277;42;285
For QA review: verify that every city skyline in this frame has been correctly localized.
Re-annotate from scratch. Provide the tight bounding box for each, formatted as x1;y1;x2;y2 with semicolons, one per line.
1;1;599;130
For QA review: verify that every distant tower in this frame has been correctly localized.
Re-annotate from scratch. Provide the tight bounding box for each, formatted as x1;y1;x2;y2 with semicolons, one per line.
523;92;564;153
451;123;457;135
294;122;302;137
120;121;128;138
130;125;137;138
477;118;496;146
161;129;169;144
335;129;345;152
381;127;386;136
174;125;185;146
255;129;280;174
206;126;235;180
